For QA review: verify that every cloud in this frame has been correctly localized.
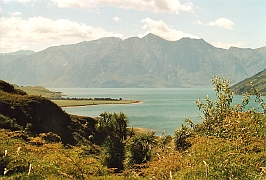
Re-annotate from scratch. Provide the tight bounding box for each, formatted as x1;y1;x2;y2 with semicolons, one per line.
3;0;31;3
112;17;121;22
140;17;198;41
0;16;123;53
212;41;245;49
0;6;2;13
17;0;31;3
207;18;234;30
51;0;194;14
10;12;22;16
2;0;10;3
193;20;202;25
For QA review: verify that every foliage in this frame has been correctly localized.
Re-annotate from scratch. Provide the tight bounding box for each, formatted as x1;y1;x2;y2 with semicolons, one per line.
124;132;155;169
96;112;128;170
195;76;235;136
97;112;128;142
231;68;266;96
0;129;107;179
0;114;22;131
174;124;193;151
172;135;265;180
157;131;172;152
250;81;266;113
172;76;266;179
0;80;102;146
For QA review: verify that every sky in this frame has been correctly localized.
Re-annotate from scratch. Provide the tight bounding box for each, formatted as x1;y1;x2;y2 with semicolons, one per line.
0;0;265;53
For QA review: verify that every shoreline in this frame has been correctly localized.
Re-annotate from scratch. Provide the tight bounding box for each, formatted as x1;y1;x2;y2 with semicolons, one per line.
127;127;153;134
52;99;142;107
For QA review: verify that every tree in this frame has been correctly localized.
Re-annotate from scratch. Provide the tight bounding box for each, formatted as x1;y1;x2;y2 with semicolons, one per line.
195;76;235;137
96;112;128;170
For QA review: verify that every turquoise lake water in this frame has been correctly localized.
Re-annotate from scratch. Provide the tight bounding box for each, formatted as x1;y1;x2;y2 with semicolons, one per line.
49;88;262;135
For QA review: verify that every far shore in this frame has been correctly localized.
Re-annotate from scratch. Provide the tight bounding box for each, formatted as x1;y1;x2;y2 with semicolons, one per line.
13;85;143;108
127;127;153;134
52;99;142;107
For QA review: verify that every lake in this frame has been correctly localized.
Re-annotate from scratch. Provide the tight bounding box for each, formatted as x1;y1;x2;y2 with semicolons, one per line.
49;88;262;135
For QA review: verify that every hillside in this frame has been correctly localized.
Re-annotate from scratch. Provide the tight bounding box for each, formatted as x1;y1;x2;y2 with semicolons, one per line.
231;69;266;95
13;85;63;98
0;80;99;145
0;33;266;87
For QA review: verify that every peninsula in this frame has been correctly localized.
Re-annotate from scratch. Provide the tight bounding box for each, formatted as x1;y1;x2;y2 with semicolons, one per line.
14;85;140;107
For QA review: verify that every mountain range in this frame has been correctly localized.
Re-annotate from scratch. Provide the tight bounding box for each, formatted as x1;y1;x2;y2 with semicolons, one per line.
1;33;266;88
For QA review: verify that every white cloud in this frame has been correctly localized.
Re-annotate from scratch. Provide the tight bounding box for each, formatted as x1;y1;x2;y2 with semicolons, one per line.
10;12;22;16
17;0;31;3
51;0;194;14
207;18;234;30
193;20;202;25
2;0;10;3
0;16;123;53
50;0;95;9
112;17;121;22
212;41;245;49
140;17;198;41
0;6;2;13
3;0;31;3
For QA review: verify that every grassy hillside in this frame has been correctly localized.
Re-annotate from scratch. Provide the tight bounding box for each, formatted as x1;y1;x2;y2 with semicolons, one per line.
0;80;98;145
231;68;266;95
14;85;63;98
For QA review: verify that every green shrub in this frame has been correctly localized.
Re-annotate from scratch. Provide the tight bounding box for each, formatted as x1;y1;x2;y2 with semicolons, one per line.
125;132;155;168
96;112;128;170
174;124;192;151
173;76;266;179
157;131;172;152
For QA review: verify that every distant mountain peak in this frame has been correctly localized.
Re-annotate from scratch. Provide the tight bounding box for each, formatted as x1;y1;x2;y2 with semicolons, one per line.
176;37;215;49
96;36;123;43
2;50;35;56
142;33;166;40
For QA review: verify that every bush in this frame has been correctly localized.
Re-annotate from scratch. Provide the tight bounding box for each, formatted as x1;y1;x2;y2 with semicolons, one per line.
96;112;128;170
173;76;266;179
125;132;155;168
0;130;106;179
195;76;234;136
174;124;192;151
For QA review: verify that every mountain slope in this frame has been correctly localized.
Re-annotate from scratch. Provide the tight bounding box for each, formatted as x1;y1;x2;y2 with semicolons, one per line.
231;68;266;95
0;33;266;88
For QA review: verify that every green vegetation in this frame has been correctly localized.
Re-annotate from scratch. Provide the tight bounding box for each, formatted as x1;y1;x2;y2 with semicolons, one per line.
231;68;266;96
125;132;156;169
14;85;62;98
0;78;265;179
97;112;128;170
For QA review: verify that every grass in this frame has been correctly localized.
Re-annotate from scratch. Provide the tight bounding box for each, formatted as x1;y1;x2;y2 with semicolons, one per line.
14;85;62;98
